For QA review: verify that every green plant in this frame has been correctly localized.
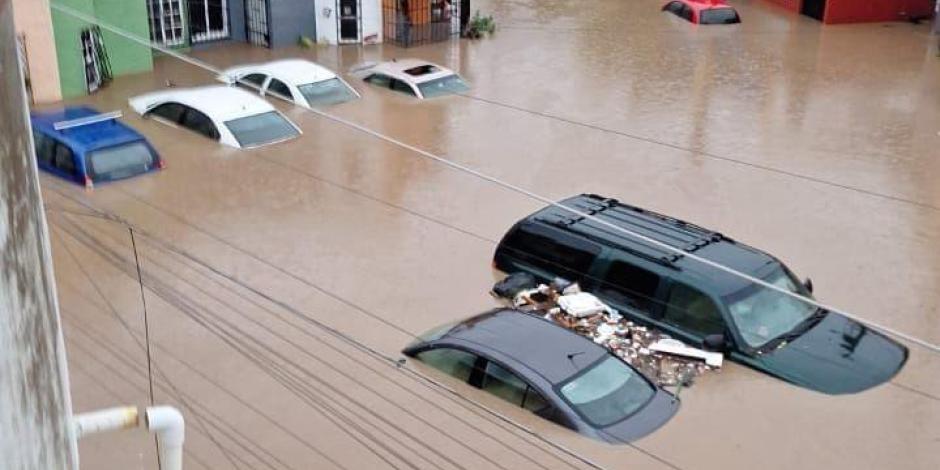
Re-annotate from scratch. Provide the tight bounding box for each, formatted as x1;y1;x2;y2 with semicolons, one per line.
466;11;496;39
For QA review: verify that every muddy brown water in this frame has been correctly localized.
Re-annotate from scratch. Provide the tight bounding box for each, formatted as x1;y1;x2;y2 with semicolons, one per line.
40;0;939;468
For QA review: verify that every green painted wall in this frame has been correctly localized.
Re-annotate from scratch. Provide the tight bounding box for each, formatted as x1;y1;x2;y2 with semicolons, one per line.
51;0;153;98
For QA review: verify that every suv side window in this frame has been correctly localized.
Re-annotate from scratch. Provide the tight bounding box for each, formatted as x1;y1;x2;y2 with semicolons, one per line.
365;74;392;87
415;348;478;382
597;261;660;311
53;142;78;176
663;282;725;337
149;102;186;123
502;223;601;281
180;108;220;140
266;78;292;99
33;131;55;166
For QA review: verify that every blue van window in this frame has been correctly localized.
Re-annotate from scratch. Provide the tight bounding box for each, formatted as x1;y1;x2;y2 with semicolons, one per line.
33;131;55;165
53;143;78;176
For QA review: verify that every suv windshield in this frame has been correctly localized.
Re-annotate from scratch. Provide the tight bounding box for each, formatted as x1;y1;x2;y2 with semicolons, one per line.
224;111;299;148
699;8;741;24
417;75;470;98
559;357;654;427
724;266;814;348
88;142;157;182
297;78;358;106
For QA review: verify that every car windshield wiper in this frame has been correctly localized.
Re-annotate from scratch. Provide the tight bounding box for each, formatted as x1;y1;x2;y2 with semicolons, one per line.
762;308;828;351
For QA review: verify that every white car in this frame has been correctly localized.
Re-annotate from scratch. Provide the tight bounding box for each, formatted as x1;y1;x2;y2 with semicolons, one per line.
129;85;301;149
351;59;470;99
217;59;360;108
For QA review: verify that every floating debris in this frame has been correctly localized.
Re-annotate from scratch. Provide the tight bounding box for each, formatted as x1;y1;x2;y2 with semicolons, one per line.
492;273;721;388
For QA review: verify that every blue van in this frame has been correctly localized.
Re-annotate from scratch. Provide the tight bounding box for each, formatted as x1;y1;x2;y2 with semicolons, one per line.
30;106;163;188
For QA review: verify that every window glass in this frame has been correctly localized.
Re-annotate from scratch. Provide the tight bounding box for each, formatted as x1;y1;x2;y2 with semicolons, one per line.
53;143;77;176
597;261;660;311
365;74;392;87
417;75;470;98
724;266;815;348
224;111;299;148
523;387;549;412
680;5;694;21
663;283;724;337
266;79;292;100
415;348;478;382
390;79;417;96
240;73;267;90
665;1;684;13
88;142;157;182
181;108;220;140
700;8;740;24
559;357;654;427
502;223;601;280
482;361;527;406
149;102;185;123
298;78;359;107
33;131;55;165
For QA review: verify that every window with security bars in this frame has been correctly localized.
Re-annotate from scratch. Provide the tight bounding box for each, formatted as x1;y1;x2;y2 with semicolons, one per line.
189;0;230;43
383;0;460;47
147;0;185;46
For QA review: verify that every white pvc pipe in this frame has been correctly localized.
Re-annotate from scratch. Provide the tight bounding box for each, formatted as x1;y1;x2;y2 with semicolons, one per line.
146;406;185;470
73;406;139;439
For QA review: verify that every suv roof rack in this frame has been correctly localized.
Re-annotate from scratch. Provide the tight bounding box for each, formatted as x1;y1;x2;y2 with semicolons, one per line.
53;110;122;131
535;194;726;267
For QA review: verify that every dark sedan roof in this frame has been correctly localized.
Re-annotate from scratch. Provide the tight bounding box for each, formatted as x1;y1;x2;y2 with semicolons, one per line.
440;309;608;384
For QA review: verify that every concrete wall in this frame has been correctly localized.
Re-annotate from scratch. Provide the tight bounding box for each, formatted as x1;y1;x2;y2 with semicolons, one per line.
0;1;78;468
270;0;317;47
11;0;61;103
51;0;153;98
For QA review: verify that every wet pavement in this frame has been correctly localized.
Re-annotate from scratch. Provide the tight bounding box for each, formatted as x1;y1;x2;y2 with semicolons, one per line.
40;0;940;468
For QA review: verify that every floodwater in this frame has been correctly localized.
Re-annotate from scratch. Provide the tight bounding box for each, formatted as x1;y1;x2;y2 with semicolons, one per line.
40;0;940;468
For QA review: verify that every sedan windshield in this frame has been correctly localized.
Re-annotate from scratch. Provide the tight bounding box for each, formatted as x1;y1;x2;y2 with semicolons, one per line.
559;357;654;427
699;8;741;24
297;78;358;106
224;111;299;148
724;266;814;348
417;75;470;98
88;142;157;182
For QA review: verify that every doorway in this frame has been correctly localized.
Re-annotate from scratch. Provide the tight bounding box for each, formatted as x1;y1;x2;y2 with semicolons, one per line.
338;0;361;43
245;0;270;47
800;0;826;22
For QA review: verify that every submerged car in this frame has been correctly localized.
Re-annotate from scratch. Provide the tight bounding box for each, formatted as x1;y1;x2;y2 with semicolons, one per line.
404;309;679;443
493;194;908;395
352;59;470;99
662;0;741;24
30;106;163;188
217;59;360;107
128;85;301;149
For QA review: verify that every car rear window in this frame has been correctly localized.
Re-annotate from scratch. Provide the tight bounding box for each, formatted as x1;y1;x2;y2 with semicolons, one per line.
699;8;740;24
559;357;655;427
500;222;601;281
224;111;299;148
88;142;157;182
417;75;470;98
298;78;358;106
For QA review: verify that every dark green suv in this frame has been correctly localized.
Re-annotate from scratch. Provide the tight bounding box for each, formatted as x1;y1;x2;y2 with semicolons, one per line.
493;194;907;395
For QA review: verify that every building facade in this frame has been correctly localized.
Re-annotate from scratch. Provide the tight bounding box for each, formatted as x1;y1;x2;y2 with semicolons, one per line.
765;0;935;23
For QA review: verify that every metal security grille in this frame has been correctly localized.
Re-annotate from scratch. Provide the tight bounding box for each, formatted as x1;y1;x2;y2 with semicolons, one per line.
147;0;185;46
188;0;230;43
244;0;269;47
80;26;112;93
337;0;363;44
383;0;460;47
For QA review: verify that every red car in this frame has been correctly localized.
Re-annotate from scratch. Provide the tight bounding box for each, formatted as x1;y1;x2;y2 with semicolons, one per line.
662;0;741;24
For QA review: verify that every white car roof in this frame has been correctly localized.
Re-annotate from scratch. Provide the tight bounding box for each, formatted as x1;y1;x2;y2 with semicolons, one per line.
128;85;276;122
219;59;339;86
365;59;459;85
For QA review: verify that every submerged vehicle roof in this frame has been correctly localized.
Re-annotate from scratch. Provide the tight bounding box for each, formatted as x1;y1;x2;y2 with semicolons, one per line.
218;59;340;86
523;194;778;296
363;59;460;84
30;106;147;153
437;309;613;384
128;85;276;122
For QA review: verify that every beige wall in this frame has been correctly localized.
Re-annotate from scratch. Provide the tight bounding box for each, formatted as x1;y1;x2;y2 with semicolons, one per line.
12;0;61;103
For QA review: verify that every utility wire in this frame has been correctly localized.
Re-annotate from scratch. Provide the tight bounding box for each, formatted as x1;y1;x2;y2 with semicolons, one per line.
48;1;940;354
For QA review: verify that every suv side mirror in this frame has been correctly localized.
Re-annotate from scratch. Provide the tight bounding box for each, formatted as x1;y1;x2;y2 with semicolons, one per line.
803;277;814;294
703;334;727;352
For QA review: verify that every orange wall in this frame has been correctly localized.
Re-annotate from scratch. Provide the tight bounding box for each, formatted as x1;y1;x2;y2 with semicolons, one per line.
12;0;61;103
